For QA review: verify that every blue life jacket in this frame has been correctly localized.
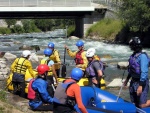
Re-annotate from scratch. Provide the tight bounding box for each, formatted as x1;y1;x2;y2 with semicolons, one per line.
86;60;105;77
129;52;150;75
53;81;76;106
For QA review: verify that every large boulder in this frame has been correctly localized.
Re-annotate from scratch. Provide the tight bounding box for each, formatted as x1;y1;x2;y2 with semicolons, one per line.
19;45;33;50
3;52;17;61
69;36;79;40
117;62;129;70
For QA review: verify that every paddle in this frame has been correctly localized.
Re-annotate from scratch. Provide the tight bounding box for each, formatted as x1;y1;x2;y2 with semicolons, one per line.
61;26;67;78
61;48;67;77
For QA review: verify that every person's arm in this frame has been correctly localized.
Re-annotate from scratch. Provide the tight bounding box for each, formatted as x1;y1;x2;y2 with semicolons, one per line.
137;54;149;95
52;64;58;83
65;45;77;58
124;74;131;86
33;81;53;103
73;84;88;113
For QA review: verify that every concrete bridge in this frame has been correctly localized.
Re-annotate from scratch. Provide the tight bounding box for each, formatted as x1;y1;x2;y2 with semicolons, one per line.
0;0;109;38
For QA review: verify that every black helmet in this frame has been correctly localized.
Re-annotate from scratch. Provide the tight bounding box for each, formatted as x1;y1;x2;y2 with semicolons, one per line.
129;37;142;51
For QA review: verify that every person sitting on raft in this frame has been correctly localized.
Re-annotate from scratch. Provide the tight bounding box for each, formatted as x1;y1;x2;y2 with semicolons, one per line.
85;48;103;88
28;64;53;111
53;68;88;113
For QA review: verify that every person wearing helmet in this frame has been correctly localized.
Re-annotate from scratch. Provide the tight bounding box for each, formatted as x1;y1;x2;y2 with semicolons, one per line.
41;48;58;84
53;68;88;113
124;37;150;108
65;40;88;72
85;48;103;88
40;48;58;97
28;64;53;111
48;42;61;77
11;50;35;98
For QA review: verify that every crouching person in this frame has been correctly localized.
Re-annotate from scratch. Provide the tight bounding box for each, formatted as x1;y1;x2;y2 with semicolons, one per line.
53;68;88;113
28;64;53;111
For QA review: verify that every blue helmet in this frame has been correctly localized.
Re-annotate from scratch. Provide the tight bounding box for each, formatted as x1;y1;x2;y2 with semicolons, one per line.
76;40;84;47
71;68;83;81
48;42;55;48
44;48;52;56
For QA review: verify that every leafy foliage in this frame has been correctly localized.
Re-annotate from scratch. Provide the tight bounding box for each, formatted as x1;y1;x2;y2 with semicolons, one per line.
5;19;17;28
86;19;124;40
0;27;11;34
119;0;150;32
22;19;41;33
11;25;24;34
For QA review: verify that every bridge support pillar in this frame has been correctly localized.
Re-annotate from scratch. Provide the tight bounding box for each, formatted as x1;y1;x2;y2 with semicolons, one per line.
74;17;84;38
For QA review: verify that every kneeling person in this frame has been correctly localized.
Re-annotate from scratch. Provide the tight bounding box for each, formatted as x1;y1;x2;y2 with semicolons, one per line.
53;68;88;113
28;64;53;111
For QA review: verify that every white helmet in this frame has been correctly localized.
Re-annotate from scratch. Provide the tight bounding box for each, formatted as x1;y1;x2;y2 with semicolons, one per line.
86;48;96;57
22;50;31;58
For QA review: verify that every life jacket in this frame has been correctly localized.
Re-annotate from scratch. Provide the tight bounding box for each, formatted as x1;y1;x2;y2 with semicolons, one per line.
94;55;100;61
40;58;53;76
129;52;150;76
28;79;36;100
14;57;27;74
49;49;61;69
28;78;53;100
86;60;105;77
74;50;84;65
53;81;76;106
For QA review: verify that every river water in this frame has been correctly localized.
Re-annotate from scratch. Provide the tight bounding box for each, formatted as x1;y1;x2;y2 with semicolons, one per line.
1;33;150;101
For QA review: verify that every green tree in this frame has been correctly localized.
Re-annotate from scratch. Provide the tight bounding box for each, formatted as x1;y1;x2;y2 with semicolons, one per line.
22;19;40;33
119;0;150;32
34;19;55;31
11;25;24;34
5;19;17;28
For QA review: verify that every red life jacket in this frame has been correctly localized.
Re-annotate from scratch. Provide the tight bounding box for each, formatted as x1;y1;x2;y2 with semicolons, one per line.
28;79;35;100
75;50;84;65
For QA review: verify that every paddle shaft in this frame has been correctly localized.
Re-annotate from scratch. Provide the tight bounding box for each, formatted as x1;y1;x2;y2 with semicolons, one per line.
116;70;126;102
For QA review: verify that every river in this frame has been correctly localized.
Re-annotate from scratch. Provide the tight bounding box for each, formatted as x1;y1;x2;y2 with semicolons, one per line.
0;33;150;101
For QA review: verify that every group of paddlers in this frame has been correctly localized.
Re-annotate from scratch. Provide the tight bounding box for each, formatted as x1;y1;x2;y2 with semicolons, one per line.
10;40;104;113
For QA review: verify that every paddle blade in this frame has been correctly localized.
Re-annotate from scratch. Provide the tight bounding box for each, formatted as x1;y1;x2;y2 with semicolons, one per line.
61;65;66;77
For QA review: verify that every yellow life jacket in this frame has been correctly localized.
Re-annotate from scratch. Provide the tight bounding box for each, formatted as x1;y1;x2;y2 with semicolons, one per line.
14;58;27;75
94;55;100;61
49;49;61;69
40;58;53;76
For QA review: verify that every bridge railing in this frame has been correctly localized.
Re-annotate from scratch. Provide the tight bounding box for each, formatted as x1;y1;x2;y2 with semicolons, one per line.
0;0;92;7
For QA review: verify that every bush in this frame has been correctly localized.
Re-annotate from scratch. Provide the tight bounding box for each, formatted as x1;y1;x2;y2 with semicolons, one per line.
86;19;124;40
0;27;11;34
11;25;24;34
67;25;75;36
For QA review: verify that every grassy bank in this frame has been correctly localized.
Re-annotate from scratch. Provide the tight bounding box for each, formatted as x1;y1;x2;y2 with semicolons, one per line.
86;19;125;41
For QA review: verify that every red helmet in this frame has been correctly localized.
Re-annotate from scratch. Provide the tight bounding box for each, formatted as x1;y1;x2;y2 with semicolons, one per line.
37;64;50;75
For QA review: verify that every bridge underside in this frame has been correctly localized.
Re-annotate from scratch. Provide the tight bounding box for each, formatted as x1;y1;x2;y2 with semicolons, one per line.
0;11;93;19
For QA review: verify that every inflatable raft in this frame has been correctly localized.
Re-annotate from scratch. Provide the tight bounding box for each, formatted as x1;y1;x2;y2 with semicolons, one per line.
6;70;106;93
77;86;150;113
